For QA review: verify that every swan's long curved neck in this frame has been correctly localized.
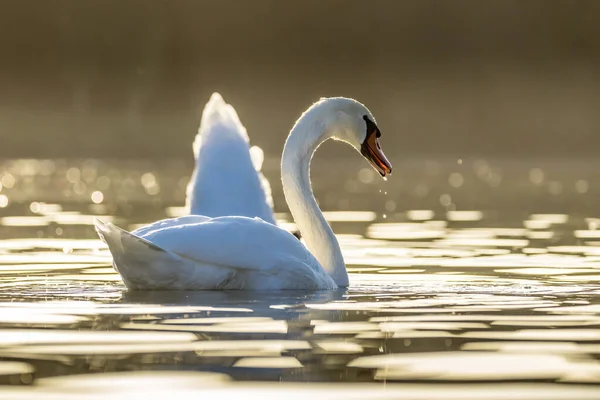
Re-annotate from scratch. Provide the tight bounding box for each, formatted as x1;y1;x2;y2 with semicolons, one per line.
281;114;349;287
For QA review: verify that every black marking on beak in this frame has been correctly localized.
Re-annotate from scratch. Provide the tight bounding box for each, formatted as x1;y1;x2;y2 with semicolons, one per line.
361;116;392;177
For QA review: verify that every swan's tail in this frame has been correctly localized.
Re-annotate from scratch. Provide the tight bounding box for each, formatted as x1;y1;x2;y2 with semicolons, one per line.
94;219;187;290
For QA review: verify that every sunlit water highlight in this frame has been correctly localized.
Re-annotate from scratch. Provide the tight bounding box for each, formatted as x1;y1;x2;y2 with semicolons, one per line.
0;157;599;397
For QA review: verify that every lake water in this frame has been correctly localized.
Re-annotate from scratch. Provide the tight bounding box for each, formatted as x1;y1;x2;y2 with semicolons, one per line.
0;157;599;398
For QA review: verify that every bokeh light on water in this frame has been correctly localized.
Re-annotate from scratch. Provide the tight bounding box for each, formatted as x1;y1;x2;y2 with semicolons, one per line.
0;157;599;397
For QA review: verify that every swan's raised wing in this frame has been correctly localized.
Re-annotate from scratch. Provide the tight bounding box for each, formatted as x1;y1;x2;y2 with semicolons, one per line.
185;93;276;224
249;145;274;209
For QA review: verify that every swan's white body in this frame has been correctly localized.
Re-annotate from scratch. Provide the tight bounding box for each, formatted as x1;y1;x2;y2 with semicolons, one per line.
96;96;390;290
185;93;275;224
95;216;335;290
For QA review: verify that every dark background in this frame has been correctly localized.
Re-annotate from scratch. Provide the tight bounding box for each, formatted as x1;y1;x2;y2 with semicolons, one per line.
1;0;599;159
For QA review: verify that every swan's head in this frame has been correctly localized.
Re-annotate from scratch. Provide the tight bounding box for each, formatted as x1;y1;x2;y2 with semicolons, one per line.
316;97;392;177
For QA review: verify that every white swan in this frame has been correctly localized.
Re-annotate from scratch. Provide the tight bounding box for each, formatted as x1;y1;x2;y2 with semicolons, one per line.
95;96;392;290
185;93;276;225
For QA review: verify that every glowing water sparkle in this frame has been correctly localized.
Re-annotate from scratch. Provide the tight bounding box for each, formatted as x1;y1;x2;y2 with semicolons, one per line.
0;157;598;395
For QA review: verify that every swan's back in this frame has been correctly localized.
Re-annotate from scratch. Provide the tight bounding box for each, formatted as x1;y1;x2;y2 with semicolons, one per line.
95;216;336;290
186;93;275;224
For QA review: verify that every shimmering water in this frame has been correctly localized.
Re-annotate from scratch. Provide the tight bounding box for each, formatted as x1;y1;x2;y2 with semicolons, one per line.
0;157;599;398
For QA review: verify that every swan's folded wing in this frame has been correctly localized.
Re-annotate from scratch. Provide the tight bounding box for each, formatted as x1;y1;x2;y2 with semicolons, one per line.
98;216;336;290
138;216;320;275
132;215;212;237
96;219;239;290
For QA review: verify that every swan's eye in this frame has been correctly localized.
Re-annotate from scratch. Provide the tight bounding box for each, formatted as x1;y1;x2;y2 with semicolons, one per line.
362;115;381;141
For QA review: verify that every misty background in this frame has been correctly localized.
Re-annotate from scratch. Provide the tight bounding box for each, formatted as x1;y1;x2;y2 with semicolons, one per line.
0;0;599;160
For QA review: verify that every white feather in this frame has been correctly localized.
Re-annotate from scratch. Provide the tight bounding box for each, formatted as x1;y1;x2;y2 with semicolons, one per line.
95;216;335;290
185;93;275;224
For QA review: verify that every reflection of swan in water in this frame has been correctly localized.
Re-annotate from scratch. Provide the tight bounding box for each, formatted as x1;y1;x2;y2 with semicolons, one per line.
118;289;350;383
96;97;391;290
120;289;347;320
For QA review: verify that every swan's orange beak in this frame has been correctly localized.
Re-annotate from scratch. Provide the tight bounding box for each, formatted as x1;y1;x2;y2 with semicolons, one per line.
361;131;392;177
